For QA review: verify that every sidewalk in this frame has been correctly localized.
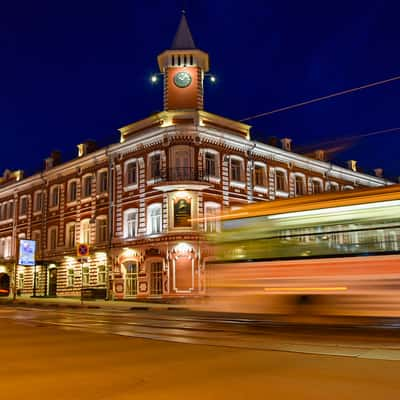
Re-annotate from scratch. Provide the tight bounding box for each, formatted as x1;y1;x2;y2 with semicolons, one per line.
0;295;188;312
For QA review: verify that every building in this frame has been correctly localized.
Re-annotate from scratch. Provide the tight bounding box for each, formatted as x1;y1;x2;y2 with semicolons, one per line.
0;14;390;300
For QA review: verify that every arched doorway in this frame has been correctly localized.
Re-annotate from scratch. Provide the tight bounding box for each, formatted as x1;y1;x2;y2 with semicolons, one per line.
0;273;10;296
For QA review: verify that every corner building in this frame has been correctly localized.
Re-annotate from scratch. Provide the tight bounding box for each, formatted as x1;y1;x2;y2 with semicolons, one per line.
0;15;389;300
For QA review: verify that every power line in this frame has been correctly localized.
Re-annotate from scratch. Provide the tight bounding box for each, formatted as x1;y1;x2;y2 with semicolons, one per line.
240;75;400;122
296;127;400;152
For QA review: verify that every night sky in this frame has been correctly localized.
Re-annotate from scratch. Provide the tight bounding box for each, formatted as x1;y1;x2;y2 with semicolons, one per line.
3;1;399;179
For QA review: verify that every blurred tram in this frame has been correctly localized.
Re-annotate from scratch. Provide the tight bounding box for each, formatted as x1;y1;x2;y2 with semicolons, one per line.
204;185;400;317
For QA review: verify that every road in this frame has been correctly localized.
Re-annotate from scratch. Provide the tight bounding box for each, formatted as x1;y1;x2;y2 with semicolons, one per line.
1;305;400;399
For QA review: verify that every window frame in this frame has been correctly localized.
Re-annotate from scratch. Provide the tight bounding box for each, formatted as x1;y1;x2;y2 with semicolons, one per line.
147;203;162;235
124;208;138;239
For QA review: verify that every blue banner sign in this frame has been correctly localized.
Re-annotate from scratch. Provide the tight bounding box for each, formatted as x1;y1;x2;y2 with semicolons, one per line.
18;240;36;266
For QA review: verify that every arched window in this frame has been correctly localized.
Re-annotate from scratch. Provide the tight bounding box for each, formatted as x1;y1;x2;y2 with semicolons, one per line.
312;179;322;194
147;203;162;234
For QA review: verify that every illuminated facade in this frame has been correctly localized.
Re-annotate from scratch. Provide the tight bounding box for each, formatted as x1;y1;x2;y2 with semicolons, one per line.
0;14;390;300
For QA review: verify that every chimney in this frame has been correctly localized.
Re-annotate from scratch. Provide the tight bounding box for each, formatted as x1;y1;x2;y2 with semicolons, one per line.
280;138;292;152
347;160;357;172
314;149;326;161
267;136;278;147
374;168;383;178
51;151;62;166
78;140;97;157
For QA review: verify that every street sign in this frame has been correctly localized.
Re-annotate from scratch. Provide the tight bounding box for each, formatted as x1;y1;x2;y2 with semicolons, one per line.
77;243;90;258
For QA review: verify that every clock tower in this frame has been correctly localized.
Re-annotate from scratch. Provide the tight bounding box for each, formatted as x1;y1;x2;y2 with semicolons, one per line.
157;12;210;111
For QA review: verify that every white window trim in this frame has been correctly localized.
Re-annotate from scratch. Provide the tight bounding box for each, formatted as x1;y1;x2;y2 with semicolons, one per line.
80;218;91;244
147;203;162;235
229;155;245;186
124;159;139;192
82;174;93;200
147;150;163;185
253;162;267;189
67;179;79;205
19;195;28;219
274;167;288;193
49;185;60;210
310;177;324;194
97;168;108;195
203;148;220;181
292;172;306;196
204;201;221;233
33;190;44;215
123;208;138;239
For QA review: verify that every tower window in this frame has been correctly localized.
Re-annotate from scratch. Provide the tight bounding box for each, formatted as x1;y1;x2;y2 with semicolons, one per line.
183;55;187;66
178;55;181;66
190;55;193;65
171;55;175;66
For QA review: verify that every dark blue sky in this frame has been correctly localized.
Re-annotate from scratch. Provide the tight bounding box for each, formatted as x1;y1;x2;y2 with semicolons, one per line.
3;1;399;178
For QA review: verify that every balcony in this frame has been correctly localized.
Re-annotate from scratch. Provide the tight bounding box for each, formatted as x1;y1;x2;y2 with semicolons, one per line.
152;168;212;191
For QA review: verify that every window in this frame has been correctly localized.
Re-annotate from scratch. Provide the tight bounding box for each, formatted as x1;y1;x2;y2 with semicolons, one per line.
150;262;163;295
205;152;217;177
82;264;90;286
20;196;28;216
83;175;92;198
125;262;138;296
18;272;24;290
254;165;266;186
204;202;221;233
96;217;108;242
230;158;242;181
295;176;305;196
48;227;58;250
126;161;137;186
312;180;322;194
66;223;76;248
98;170;108;193
149;153;161;180
97;265;106;285
328;182;339;192
34;191;43;212
67;269;75;287
68;181;77;202
275;170;286;191
50;186;59;207
80;219;91;244
124;209;138;239
7;201;14;219
4;237;11;258
147;204;162;234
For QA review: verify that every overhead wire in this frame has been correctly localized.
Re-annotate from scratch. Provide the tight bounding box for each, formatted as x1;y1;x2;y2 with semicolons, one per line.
240;75;400;122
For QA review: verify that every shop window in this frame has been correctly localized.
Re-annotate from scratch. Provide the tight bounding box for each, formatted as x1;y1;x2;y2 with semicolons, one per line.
82;265;90;286
97;265;106;285
67;268;75;287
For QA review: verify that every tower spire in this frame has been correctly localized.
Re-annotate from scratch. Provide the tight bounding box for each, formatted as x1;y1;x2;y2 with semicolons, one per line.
171;12;196;50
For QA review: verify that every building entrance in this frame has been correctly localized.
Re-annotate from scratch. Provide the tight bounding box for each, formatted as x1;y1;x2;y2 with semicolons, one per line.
48;268;57;297
124;262;138;297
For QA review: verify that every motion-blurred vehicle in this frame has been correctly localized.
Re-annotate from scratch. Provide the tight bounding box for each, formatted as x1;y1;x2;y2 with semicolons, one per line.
204;185;400;317
0;273;10;296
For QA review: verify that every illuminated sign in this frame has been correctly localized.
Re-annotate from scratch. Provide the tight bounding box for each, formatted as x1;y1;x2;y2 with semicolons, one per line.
174;198;191;227
18;240;36;266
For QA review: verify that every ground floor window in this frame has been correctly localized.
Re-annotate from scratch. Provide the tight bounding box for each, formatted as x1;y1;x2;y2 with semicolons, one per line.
97;265;106;285
18;272;24;290
125;262;138;296
67;269;75;287
150;262;163;295
82;265;90;286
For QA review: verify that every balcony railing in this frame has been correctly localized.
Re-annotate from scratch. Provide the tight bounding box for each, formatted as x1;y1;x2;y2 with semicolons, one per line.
150;168;217;184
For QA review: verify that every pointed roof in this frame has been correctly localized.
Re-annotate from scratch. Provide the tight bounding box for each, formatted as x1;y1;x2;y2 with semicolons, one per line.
171;12;196;50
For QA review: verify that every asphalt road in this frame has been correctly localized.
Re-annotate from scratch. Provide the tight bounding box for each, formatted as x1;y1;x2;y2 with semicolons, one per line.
1;306;400;399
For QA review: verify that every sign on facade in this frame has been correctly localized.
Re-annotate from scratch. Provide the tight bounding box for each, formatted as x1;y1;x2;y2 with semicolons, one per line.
77;243;90;258
18;239;36;266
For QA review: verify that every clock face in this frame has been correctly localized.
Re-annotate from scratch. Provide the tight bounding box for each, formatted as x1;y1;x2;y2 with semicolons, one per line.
173;71;192;88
